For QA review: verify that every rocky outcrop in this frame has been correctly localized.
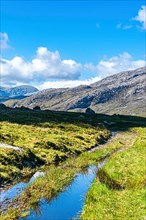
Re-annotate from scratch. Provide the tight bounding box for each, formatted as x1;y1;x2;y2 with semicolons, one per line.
4;67;146;116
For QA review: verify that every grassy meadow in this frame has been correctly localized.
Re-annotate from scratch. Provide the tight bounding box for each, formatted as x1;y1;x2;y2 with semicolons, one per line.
0;106;146;219
1;127;139;220
0;107;110;184
81;127;146;220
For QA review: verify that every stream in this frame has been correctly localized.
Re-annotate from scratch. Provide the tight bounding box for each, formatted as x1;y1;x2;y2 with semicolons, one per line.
1;132;117;219
1;159;108;220
20;159;108;220
0;172;45;209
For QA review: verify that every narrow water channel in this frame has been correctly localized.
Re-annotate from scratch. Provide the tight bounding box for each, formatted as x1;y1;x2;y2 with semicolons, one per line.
0;172;45;209
21;159;108;220
1;132;116;218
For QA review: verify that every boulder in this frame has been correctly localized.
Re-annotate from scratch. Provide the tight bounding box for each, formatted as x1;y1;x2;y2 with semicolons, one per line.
85;107;96;115
33;106;41;110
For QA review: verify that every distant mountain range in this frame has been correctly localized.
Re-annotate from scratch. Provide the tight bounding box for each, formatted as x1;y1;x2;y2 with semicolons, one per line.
0;85;39;102
4;67;146;116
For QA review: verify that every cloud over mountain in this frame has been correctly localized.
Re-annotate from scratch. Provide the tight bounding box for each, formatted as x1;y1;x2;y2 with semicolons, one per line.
38;76;101;90
96;52;146;78
1;43;145;89
1;47;82;86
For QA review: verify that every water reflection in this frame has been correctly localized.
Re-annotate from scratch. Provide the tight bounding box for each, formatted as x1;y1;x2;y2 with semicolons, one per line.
23;157;109;220
0;171;45;209
22;166;97;220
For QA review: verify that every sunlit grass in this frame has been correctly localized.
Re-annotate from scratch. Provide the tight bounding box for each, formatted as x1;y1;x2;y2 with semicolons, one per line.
81;127;146;220
0;108;146;219
0;129;137;220
0;109;110;184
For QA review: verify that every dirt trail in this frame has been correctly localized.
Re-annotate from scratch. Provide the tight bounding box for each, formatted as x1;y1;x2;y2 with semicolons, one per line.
89;130;137;161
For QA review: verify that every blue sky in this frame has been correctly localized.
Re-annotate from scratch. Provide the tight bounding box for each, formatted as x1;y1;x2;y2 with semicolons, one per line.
0;0;146;89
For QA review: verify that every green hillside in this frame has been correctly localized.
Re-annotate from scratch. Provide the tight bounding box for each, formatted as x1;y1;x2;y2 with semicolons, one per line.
0;107;110;184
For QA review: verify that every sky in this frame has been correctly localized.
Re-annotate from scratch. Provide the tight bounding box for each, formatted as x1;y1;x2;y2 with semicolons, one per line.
0;0;146;90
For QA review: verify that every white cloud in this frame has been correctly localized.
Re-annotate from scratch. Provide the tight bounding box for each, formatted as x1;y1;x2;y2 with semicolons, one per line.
84;63;96;73
38;76;101;90
96;52;146;78
133;5;146;30
0;47;82;86
34;52;146;90
0;32;10;49
116;6;146;30
1;47;145;89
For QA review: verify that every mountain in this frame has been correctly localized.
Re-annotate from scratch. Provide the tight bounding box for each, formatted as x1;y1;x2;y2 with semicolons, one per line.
8;85;39;97
0;85;39;102
4;67;146;116
0;86;10;97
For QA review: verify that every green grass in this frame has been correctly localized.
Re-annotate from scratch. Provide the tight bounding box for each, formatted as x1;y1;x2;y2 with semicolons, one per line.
81;127;146;220
0;107;146;219
0;146;43;183
0;129;138;220
0;108;110;184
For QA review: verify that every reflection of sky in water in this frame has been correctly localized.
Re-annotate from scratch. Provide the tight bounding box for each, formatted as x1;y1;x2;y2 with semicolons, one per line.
1;159;108;220
23;166;97;220
1;182;28;203
0;172;45;205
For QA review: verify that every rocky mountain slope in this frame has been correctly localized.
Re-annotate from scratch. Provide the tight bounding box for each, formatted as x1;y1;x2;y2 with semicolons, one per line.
0;85;39;102
5;67;146;116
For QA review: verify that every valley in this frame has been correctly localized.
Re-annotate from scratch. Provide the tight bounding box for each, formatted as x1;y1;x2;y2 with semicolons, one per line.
0;107;145;219
1;1;146;219
4;67;146;117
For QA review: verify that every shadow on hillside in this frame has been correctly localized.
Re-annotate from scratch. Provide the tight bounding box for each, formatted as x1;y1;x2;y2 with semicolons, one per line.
0;106;146;132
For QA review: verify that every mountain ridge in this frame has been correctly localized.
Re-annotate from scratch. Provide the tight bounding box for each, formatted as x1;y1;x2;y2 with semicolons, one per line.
0;85;39;102
4;67;146;116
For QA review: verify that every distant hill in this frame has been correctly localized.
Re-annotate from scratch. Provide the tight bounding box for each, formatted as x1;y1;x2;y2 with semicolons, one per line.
4;67;146;116
0;85;39;102
0;86;10;97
